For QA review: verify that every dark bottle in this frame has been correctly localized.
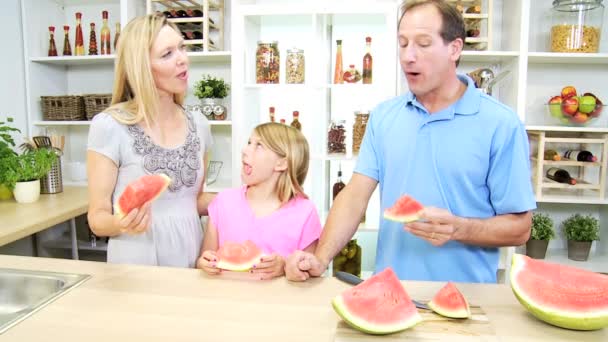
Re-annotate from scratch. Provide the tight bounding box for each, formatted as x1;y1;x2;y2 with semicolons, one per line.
62;25;72;56
564;150;598;162
546;167;577;185
185;31;203;40
176;9;188;17
48;26;58;56
290;111;302;131
162;10;172;18
88;22;98;55
332;167;346;200
362;37;373;84
187;9;204;17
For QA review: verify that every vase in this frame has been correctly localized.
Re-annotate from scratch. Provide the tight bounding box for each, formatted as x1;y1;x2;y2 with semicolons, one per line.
200;98;227;121
526;239;549;259
13;180;41;204
567;240;593;261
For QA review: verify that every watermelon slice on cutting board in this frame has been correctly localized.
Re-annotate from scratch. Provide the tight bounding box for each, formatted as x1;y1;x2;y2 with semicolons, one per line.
510;253;608;331
216;240;265;272
114;174;171;218
428;282;471;319
332;268;422;335
383;195;424;223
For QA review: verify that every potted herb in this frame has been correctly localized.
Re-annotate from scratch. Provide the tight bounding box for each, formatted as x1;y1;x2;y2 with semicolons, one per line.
526;212;555;259
193;74;230;120
8;147;57;203
0;118;21;200
562;214;600;261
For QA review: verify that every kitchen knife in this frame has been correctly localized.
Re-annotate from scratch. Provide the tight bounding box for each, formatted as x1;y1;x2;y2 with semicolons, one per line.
335;271;430;310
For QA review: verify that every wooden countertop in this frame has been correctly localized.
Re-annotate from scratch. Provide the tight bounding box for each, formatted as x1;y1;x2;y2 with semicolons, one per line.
0;255;605;341
0;186;88;246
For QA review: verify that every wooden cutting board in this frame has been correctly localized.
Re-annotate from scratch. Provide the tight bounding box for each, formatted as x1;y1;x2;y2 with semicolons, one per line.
334;305;498;341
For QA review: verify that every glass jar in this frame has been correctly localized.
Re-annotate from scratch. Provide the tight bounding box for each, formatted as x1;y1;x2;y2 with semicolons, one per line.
352;111;369;154
327;119;346;155
550;0;604;53
332;239;361;278
286;48;305;84
256;41;280;83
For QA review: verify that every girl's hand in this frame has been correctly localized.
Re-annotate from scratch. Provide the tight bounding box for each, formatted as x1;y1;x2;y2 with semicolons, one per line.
251;253;285;280
197;250;221;275
114;201;152;235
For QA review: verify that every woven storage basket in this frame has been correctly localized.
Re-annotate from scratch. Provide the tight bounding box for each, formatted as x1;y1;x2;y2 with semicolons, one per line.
41;95;85;121
84;94;112;120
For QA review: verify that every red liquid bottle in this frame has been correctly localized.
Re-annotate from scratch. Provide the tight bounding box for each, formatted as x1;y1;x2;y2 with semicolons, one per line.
62;26;72;56
362;37;373;84
100;11;111;55
74;12;85;56
48;26;58;56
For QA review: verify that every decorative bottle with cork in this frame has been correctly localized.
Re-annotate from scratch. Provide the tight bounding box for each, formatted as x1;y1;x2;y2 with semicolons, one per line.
114;22;121;50
62;25;72;56
88;23;98;55
332;165;345;201
100;11;111;55
290;111;302;131
48;26;58;56
74;12;85;56
269;107;276;122
362;37;373;84
333;40;343;84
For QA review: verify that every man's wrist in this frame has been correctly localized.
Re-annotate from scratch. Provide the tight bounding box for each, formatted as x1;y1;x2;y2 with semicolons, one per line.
453;216;473;242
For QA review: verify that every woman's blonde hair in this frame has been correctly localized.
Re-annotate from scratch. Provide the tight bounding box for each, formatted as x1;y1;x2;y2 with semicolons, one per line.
106;13;184;125
254;123;309;203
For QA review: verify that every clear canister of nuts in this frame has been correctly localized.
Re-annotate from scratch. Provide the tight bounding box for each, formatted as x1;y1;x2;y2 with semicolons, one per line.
550;0;604;53
352;111;369;154
327;119;346;154
256;41;280;84
286;48;305;84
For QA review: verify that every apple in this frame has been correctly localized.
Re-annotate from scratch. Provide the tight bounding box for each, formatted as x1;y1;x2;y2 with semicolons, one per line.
572;111;589;124
579;95;597;114
584;93;604;118
548;95;563;117
561;86;577;99
562;96;579;116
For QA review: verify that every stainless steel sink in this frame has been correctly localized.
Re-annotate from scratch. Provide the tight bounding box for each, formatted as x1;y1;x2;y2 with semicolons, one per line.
0;268;90;334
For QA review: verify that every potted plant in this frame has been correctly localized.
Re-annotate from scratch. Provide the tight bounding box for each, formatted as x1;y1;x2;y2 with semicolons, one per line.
193;74;230;121
562;214;600;261
526;212;555;259
0;118;21;200
7;146;57;203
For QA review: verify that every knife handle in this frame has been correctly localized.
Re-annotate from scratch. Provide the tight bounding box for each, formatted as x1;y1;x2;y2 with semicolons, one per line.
335;271;364;286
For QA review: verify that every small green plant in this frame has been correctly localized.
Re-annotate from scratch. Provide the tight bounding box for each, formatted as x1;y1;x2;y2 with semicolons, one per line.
194;74;230;99
0;118;21;189
530;212;555;240
2;148;57;190
563;214;600;242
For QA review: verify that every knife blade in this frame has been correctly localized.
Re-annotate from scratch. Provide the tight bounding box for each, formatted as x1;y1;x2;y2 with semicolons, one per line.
334;271;430;310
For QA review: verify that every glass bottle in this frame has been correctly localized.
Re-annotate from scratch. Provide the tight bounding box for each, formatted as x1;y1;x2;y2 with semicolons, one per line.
269;106;276;122
352;111;369;154
546;167;577;185
48;26;58;56
256;41;280;84
564;150;598;162
62;26;72;56
333;40;344;84
290;111;302;131
74;12;85;56
332;166;346;200
362;37;373;84
544;149;561;161
100;11;111;55
550;0;604;53
114;22;121;50
286;48;305;84
88;22;98;55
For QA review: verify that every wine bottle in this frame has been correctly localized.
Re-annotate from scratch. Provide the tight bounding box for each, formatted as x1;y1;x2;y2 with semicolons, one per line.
332;166;346;200
546;167;576;185
564;150;597;162
88;22;98;55
362;37;373;84
62;25;72;56
544;149;561;161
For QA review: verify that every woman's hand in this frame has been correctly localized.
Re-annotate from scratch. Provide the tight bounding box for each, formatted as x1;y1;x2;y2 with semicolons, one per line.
114;201;153;235
251;253;285;280
197;250;221;275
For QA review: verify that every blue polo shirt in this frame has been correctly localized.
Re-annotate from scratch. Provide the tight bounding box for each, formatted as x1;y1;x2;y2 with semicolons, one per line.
354;75;536;283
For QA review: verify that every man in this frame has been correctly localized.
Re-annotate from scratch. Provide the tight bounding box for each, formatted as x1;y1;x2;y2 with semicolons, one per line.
285;0;536;283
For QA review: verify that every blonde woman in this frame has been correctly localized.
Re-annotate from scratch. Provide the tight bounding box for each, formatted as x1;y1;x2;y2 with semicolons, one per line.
87;13;213;267
197;123;322;280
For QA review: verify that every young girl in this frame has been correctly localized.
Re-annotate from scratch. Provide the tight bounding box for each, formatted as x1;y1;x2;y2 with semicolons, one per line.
197;123;322;280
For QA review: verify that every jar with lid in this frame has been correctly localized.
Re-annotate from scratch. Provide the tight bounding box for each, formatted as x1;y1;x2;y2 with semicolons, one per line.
286;48;305;84
256;41;280;83
327;119;346;155
352;111;370;154
550;0;604;53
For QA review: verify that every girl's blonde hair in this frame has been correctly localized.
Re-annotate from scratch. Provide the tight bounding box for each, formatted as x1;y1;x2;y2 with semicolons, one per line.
106;13;184;125
254;123;309;203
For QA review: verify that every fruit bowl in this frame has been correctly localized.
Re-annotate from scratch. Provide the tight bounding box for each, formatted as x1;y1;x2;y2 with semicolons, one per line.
546;103;605;126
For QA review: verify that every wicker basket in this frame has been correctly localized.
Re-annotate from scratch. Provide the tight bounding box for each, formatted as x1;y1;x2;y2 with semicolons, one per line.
41;95;85;121
84;94;112;120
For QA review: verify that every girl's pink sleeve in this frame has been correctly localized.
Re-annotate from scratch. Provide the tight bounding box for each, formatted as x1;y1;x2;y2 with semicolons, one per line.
297;203;323;250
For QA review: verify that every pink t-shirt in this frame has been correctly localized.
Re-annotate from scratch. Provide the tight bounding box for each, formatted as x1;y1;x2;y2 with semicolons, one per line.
208;186;322;257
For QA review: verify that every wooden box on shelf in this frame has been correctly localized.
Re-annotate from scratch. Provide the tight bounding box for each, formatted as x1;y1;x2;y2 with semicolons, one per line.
445;0;493;51
147;0;225;52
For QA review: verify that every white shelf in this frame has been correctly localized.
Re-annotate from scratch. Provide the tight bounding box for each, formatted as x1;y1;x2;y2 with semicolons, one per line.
243;84;326;90
208;120;231;126
205;178;231;193
30;55;115;66
544;249;608;273
188;51;231;63
526;125;608;133
536;190;608;205
43;237;108;252
460;51;518;63
527;52;608;65
34;121;91;126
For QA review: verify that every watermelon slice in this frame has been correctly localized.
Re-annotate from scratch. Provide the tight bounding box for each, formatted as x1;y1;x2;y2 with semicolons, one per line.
114;174;171;218
383;195;424;223
427;282;471;319
216;240;265;272
332;268;422;335
510;253;608;331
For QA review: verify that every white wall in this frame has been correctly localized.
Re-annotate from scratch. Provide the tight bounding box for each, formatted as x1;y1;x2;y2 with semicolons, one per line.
0;0;28;138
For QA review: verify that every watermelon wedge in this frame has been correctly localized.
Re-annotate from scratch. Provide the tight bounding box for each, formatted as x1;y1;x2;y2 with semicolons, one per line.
216;240;265;271
383;195;424;223
428;282;471;319
114;174;171;218
510;254;608;331
332;268;422;335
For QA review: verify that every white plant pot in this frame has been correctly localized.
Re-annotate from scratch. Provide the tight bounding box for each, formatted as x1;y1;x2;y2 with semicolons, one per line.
13;180;41;204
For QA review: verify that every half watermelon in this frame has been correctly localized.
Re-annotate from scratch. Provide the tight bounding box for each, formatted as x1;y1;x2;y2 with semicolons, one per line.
510;253;608;330
216;240;265;272
427;282;471;319
332;268;422;335
114;174;171;218
383;195;424;223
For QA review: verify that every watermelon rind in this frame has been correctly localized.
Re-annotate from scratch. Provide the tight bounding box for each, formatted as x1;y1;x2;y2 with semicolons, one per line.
114;173;171;218
427;283;471;319
383;210;421;223
216;257;263;272
510;254;608;331
332;295;422;335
